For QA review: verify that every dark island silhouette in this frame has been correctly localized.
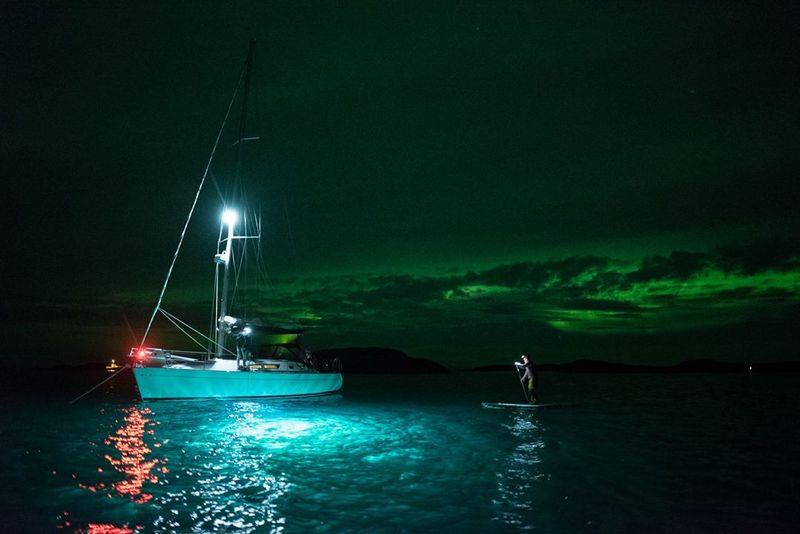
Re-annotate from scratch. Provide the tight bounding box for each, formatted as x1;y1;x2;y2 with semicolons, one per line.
313;347;449;374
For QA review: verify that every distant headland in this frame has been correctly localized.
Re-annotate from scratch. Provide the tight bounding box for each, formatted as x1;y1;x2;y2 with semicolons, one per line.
313;347;449;374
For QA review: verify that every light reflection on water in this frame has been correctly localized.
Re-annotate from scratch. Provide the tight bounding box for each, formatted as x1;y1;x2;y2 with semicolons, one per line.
103;407;163;503
494;414;548;528
61;395;525;532
8;373;798;532
66;406;163;530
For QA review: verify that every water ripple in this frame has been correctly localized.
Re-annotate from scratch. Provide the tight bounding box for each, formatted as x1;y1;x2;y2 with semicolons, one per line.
6;373;797;532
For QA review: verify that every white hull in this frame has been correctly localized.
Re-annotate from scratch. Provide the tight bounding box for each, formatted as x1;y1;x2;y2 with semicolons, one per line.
133;366;343;400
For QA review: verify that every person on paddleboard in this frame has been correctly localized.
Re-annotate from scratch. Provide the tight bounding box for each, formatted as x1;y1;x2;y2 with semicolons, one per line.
516;353;538;403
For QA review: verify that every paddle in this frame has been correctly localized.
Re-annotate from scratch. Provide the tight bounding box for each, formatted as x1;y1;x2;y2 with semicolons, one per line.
514;363;530;403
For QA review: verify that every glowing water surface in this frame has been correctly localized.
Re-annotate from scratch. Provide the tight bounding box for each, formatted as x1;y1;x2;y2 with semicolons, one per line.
1;373;799;532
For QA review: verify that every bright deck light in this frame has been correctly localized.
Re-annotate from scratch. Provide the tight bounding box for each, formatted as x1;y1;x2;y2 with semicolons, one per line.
221;209;239;227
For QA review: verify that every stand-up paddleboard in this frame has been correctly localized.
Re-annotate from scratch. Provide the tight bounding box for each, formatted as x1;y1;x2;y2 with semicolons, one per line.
482;402;574;409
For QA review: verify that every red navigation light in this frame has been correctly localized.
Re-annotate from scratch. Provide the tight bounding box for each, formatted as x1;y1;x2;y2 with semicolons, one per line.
137;349;146;359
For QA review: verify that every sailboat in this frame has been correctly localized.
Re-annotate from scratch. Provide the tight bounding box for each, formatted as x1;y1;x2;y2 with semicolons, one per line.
129;40;343;400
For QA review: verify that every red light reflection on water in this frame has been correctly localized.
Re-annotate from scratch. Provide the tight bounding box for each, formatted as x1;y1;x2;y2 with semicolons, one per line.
86;524;134;534
62;407;160;531
77;407;165;504
103;407;162;503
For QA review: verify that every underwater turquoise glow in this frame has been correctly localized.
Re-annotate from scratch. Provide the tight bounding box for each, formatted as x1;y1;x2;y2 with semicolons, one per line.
2;372;799;531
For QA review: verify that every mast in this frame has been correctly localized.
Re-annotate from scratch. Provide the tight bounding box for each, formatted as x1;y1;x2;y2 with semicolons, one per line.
215;39;256;359
215;209;238;358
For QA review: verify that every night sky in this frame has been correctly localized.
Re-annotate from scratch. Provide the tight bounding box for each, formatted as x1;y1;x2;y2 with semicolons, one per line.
2;2;798;367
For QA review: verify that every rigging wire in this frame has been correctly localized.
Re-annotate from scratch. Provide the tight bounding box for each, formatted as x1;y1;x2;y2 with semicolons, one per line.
159;310;211;353
69;364;130;404
160;308;236;356
139;66;246;347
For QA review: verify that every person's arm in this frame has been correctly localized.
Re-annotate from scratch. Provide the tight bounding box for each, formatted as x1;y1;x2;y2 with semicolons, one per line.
520;367;531;382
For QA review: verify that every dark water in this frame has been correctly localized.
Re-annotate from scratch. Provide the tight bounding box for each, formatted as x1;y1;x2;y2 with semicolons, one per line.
1;371;798;532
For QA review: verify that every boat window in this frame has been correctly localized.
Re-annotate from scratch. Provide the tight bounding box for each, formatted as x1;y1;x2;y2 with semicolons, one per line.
250;363;280;370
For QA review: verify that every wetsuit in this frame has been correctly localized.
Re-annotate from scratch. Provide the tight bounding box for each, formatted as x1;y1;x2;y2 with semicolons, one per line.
520;362;538;403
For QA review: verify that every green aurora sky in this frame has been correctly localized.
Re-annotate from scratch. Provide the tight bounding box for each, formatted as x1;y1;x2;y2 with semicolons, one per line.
1;2;798;367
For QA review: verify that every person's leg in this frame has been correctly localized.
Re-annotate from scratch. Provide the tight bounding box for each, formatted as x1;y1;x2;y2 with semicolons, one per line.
527;378;538;403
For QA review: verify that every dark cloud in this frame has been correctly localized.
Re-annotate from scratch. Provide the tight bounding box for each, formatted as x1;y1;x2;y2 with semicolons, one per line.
712;287;758;301
466;256;611;290
269;241;800;360
285;240;799;323
576;270;627;294
714;240;800;275
354;275;457;305
626;251;710;284
685;286;797;305
757;288;797;300
562;299;642;312
611;240;800;288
